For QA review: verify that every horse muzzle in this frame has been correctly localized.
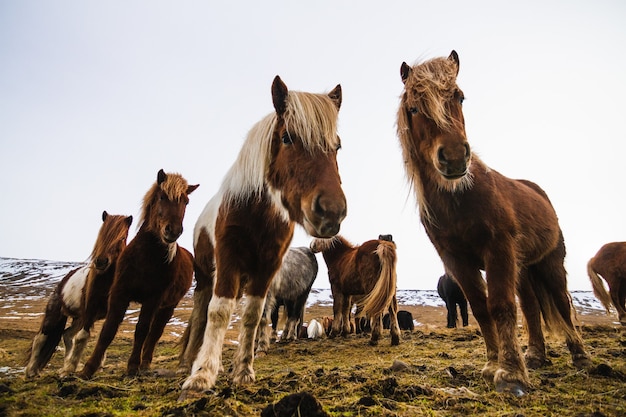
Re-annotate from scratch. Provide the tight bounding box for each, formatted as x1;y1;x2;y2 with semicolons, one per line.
304;193;347;238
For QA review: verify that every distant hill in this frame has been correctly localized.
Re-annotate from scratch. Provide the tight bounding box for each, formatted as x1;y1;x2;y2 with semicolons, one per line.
0;257;605;313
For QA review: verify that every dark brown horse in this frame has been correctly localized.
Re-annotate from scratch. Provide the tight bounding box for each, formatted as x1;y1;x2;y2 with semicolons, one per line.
310;234;400;346
397;51;590;395
79;169;198;379
587;242;626;325
179;76;346;399
24;211;132;378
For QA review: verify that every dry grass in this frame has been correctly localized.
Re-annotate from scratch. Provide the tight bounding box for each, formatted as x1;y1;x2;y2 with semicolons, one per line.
1;299;625;417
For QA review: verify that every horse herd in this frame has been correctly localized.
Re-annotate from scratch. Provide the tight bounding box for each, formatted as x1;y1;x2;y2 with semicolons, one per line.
22;51;626;399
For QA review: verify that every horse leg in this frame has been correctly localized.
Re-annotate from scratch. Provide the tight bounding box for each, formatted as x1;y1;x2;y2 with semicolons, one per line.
388;295;400;346
517;268;548;369
181;296;237;397
138;305;176;372
447;262;500;387
484;250;529;396
281;299;299;341
178;280;212;373
232;295;265;385
127;300;159;376
329;287;343;338
340;295;352;336
459;298;469;327
369;314;382;346
270;301;280;340
58;318;81;376
444;299;456;328
255;294;274;354
79;298;129;379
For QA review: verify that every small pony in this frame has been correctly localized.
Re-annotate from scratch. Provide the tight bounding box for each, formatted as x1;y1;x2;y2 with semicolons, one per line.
310;234;400;346
306;319;324;339
256;246;318;354
587;242;626;325
397;51;590;395
24;211;132;378
179;76;346;398
79;169;198;379
437;272;469;328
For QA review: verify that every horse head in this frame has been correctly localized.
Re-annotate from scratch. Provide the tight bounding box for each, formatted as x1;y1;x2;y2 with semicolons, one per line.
399;50;471;192
268;76;347;238
143;169;199;245
91;210;133;272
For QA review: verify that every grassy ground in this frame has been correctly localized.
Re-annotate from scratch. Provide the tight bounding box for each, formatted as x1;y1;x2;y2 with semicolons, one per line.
1;300;624;417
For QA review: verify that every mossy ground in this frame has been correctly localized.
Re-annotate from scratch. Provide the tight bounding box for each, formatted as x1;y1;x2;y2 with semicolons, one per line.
1;303;624;417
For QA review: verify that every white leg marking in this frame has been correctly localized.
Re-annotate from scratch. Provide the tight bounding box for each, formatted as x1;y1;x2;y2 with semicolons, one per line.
182;296;236;392
232;295;265;385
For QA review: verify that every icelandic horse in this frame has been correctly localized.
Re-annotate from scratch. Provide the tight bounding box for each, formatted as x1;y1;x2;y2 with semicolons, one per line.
24;211;132;378
79;169;198;379
178;76;346;399
310;235;400;346
587;242;626;325
397;51;590;395
255;246;319;354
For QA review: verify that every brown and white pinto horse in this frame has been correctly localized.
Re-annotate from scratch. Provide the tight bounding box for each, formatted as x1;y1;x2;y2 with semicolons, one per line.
310;234;400;346
179;76;346;398
24;211;132;378
397;51;590;395
79;169;198;379
587;242;626;325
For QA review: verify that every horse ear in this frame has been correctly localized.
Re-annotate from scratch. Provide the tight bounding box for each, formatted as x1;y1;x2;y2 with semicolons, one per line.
102;210;108;221
125;215;133;227
187;184;199;195
328;84;342;110
448;50;460;76
400;62;411;84
272;75;289;116
157;169;167;185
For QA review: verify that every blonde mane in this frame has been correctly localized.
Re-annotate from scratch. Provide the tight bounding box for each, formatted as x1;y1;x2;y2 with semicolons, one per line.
220;90;340;204
397;56;474;222
139;172;190;228
89;215;130;262
400;56;459;130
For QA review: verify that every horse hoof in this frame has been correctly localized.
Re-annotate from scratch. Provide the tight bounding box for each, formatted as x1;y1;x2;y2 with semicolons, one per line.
573;355;593;369
525;356;548;370
495;380;526;397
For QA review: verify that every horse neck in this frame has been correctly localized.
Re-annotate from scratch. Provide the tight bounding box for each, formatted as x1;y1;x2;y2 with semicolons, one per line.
135;224;178;263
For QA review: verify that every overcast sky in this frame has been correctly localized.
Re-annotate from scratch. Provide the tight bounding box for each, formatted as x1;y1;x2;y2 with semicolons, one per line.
1;1;625;290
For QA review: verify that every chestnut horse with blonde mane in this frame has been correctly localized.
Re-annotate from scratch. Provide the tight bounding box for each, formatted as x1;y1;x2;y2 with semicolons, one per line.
310;234;400;346
25;211;132;378
587;242;626;325
179;76;346;399
397;51;590;396
79;169;198;379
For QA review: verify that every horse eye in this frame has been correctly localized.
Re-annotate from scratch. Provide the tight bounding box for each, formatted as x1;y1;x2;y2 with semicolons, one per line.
336;143;342;151
409;107;419;115
459;96;465;105
282;132;293;145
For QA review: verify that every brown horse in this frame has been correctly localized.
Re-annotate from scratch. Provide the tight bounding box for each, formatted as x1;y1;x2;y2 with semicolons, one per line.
587;242;626;325
79;169;198;379
179;76;346;398
397;51;590;396
24;211;132;378
310;234;400;346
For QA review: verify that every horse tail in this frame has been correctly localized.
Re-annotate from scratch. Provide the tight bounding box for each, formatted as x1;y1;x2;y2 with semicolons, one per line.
587;258;612;314
360;241;397;318
24;293;68;376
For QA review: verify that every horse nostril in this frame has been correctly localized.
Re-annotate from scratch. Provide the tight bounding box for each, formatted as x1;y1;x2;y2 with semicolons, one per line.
464;143;471;161
438;148;448;165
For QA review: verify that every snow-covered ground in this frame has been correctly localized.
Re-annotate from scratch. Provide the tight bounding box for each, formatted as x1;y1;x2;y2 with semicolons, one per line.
0;257;606;314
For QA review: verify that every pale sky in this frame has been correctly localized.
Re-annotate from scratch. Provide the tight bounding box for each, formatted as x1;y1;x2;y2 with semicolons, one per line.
1;1;625;290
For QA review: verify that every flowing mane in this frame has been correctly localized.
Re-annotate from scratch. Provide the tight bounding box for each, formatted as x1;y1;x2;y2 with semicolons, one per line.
89;215;132;262
221;90;340;204
139;172;190;228
397;56;475;221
